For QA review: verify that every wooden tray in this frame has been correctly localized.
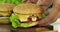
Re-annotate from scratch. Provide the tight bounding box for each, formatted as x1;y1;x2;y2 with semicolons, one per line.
0;25;53;32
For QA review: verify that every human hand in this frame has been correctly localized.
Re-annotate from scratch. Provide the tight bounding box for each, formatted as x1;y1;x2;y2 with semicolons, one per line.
38;16;52;26
38;12;60;26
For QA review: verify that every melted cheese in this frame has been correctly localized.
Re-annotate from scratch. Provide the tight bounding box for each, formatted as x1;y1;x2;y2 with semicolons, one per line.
18;14;32;22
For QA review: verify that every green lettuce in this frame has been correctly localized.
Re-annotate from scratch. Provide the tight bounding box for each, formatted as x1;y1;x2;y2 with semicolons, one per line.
0;0;25;5
41;14;46;19
20;22;32;27
10;14;21;28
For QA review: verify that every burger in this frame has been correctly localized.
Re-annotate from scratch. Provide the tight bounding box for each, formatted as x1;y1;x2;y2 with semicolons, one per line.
10;3;46;28
0;3;14;24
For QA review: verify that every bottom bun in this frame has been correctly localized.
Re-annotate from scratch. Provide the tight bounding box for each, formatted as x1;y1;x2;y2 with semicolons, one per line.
0;17;10;24
18;22;38;28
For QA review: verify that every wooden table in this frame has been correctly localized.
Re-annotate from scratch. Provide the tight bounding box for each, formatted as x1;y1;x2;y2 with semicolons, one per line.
0;25;53;32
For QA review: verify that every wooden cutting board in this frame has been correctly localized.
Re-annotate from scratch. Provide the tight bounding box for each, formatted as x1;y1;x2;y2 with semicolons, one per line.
0;25;53;32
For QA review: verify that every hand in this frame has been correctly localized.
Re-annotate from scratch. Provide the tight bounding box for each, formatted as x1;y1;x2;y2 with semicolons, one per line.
38;12;60;26
38;16;51;26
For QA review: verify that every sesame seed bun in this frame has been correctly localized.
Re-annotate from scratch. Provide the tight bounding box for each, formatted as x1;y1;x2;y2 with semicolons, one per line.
13;3;43;14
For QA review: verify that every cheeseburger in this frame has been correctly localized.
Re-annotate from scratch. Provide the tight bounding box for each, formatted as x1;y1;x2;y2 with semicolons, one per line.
0;3;14;24
10;3;45;28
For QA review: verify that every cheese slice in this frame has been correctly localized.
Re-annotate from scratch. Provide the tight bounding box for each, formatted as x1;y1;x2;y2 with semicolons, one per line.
18;14;31;22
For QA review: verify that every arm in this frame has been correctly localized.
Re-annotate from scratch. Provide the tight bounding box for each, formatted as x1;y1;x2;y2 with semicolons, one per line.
51;11;60;23
38;0;60;26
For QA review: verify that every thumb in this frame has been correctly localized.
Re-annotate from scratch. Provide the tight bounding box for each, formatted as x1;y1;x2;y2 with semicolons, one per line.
38;18;49;26
38;15;54;26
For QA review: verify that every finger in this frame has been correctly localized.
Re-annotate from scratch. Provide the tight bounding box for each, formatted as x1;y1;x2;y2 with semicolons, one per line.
38;19;48;26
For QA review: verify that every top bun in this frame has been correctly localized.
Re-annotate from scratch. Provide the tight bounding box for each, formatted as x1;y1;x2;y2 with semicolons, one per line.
0;3;14;12
13;3;44;14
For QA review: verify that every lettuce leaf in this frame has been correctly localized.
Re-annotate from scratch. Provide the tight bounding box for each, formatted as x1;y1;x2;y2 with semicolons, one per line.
10;14;21;28
0;0;26;5
41;14;46;19
20;22;32;27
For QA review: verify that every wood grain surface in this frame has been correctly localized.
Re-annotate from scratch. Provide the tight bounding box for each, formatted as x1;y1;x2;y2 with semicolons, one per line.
0;25;11;32
0;25;53;32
